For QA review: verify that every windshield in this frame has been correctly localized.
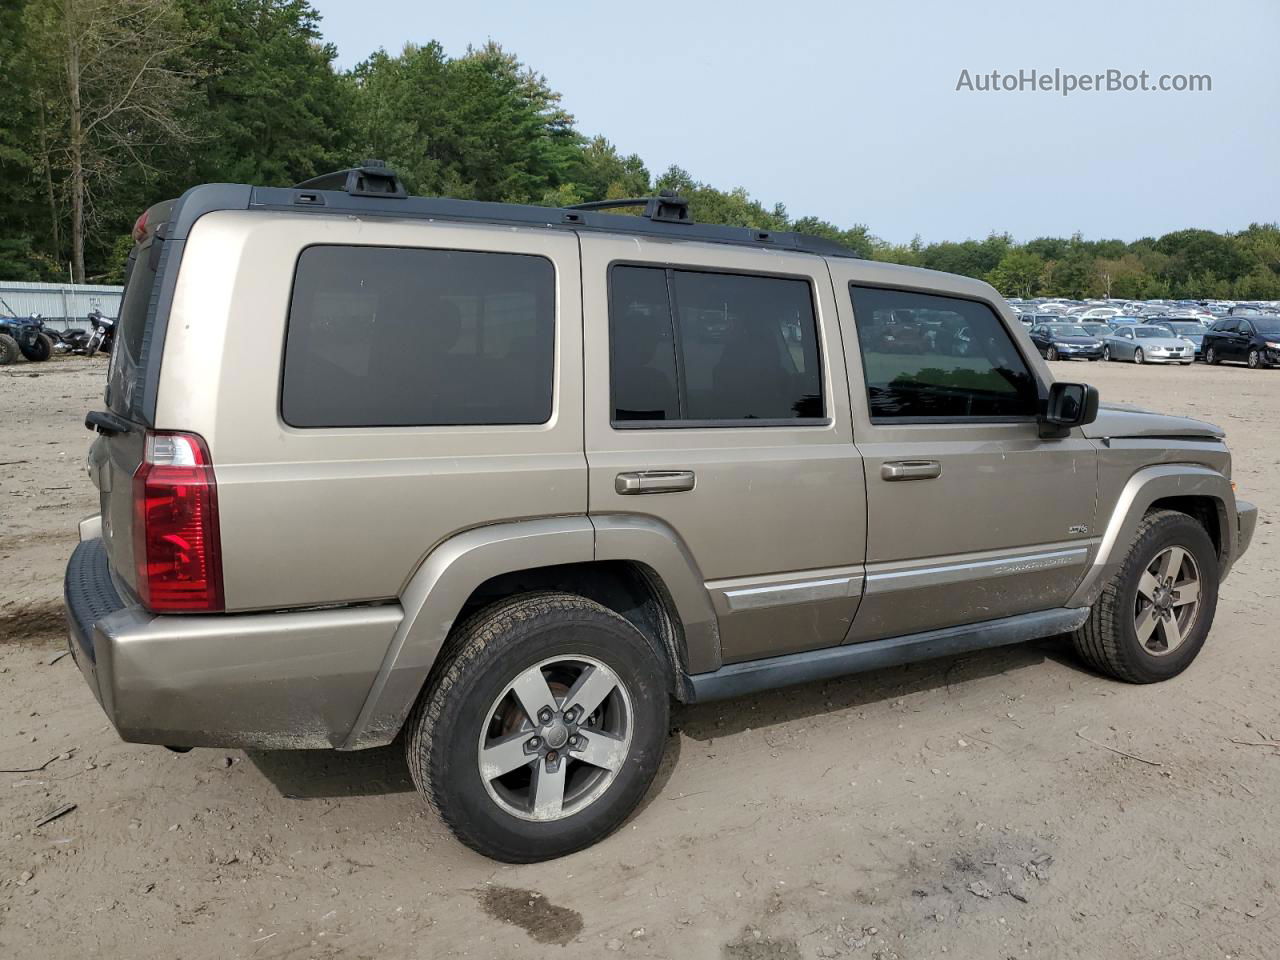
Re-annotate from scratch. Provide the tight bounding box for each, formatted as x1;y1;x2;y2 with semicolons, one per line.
1252;317;1280;335
1134;327;1169;338
1162;322;1205;334
1048;324;1091;337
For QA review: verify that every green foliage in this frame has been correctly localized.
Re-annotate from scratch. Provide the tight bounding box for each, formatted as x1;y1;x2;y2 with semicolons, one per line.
0;3;1275;300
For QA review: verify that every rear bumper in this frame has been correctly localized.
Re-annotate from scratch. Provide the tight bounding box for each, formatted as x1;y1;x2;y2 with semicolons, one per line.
65;538;402;749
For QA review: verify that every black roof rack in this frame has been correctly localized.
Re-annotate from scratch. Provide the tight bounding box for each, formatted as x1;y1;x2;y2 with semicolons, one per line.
167;163;861;260
568;189;692;225
295;160;407;198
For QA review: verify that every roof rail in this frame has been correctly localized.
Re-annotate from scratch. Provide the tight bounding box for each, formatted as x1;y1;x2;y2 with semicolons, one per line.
568;190;692;224
295;160;407;199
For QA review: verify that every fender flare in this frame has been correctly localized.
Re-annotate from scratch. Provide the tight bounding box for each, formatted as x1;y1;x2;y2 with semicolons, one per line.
1067;463;1236;608
340;515;722;749
340;518;594;749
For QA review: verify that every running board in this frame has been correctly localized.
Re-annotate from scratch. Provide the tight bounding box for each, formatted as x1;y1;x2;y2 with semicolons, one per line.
686;607;1089;702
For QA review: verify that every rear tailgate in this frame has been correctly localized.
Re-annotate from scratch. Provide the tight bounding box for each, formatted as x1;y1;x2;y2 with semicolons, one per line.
90;201;175;597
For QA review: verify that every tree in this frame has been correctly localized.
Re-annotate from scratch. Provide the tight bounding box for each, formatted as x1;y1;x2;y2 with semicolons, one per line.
25;0;199;281
171;0;357;189
0;0;45;278
986;249;1046;298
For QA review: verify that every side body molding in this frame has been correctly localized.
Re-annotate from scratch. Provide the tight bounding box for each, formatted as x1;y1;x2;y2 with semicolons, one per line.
1066;463;1237;608
341;518;594;749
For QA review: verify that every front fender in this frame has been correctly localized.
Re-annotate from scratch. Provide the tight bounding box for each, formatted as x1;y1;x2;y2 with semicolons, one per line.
1067;463;1237;608
340;518;594;749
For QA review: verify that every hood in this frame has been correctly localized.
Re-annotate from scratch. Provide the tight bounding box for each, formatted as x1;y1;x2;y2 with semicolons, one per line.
1082;403;1225;440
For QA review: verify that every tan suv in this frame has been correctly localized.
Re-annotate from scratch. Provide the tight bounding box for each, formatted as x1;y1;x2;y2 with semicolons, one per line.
65;164;1257;862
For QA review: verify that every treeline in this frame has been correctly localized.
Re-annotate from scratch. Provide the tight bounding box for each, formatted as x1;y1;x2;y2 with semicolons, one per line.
2;0;1278;301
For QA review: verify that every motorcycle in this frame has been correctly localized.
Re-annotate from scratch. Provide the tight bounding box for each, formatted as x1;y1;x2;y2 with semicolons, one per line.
85;309;115;355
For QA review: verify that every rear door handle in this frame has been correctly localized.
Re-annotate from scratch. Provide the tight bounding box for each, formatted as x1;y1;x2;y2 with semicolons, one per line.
881;460;942;481
615;470;696;495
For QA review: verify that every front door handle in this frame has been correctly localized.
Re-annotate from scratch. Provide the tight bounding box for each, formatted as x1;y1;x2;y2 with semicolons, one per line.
881;460;942;482
615;470;696;495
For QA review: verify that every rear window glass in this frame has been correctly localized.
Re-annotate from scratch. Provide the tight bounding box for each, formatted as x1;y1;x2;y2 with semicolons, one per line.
609;265;824;424
281;246;555;428
106;240;161;417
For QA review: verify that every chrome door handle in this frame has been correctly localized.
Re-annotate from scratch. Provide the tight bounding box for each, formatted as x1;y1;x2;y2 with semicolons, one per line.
615;470;696;495
881;460;942;481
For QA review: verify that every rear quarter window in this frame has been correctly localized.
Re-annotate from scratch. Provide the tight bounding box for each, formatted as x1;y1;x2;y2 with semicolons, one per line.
281;245;556;428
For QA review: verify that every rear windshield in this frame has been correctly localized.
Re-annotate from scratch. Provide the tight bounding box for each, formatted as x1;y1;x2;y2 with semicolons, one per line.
281;245;556;428
106;238;162;418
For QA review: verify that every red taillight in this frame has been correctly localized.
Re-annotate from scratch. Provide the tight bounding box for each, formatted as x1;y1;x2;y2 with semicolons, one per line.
132;210;149;243
132;431;224;612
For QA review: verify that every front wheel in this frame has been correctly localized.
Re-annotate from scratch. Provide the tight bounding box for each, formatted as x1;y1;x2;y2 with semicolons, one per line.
1205;346;1218;365
19;332;53;362
1103;345;1112;361
1046;345;1058;361
1247;348;1261;369
406;592;670;862
0;334;18;365
1133;347;1144;364
1072;510;1219;683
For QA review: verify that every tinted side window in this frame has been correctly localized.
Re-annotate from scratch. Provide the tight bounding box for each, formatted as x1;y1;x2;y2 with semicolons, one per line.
282;246;555;427
608;266;824;424
609;266;679;421
849;286;1038;420
672;271;822;420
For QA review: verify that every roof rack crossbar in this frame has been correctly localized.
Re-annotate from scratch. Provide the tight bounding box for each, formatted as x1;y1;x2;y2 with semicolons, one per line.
295;160;406;199
569;189;691;224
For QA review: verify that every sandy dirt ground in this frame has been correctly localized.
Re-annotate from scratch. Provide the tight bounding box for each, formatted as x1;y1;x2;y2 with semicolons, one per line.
2;353;1278;960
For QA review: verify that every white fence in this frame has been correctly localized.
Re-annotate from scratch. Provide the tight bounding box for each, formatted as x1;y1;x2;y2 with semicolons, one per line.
0;280;123;333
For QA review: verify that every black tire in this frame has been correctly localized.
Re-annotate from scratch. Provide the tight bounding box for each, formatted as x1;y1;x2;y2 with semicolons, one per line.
1247;348;1261;369
1103;345;1112;362
0;334;18;365
406;592;670;862
1072;510;1219;683
1205;346;1218;365
1046;345;1058;361
19;332;53;362
1133;347;1144;365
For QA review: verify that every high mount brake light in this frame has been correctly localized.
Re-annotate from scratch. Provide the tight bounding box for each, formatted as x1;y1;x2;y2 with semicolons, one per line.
132;432;224;612
132;210;149;243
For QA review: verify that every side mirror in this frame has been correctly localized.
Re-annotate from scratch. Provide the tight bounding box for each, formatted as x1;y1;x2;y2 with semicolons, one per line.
1040;381;1099;438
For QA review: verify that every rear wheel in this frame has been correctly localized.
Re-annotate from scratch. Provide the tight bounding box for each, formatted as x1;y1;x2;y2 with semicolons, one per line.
1073;510;1218;683
1103;345;1112;361
19;332;53;362
406;592;670;862
0;334;18;365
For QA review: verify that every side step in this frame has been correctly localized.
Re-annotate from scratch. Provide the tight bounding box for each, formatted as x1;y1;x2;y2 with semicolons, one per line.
686;607;1089;702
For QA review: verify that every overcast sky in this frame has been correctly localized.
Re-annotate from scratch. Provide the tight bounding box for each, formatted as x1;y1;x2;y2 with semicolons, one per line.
311;0;1279;244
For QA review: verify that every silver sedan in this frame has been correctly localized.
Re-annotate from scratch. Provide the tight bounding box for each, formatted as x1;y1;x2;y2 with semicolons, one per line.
1102;325;1196;365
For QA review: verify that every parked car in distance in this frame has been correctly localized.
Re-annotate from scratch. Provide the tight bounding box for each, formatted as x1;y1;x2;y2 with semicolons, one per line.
1203;315;1280;368
65;164;1258;863
1029;322;1105;360
1147;319;1210;359
1102;325;1195;364
1079;322;1112;338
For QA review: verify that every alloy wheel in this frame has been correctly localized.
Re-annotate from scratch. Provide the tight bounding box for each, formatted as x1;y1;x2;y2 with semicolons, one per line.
477;655;633;822
1134;546;1201;657
1134;348;1144;364
1248;349;1261;368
